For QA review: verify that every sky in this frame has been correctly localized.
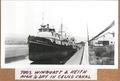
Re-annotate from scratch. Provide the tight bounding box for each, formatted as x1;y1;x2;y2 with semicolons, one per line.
2;0;118;42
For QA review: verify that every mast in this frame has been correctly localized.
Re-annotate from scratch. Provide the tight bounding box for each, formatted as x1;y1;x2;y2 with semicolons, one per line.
60;19;63;45
40;12;46;29
42;12;44;25
61;23;63;38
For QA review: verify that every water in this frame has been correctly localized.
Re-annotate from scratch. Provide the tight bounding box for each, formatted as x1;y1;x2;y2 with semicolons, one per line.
5;45;28;58
5;44;78;64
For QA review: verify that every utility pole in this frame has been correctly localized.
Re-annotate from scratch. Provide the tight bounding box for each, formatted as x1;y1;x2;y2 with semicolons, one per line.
86;24;89;45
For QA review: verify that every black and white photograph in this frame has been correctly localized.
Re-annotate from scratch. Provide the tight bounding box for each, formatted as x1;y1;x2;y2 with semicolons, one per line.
1;0;118;68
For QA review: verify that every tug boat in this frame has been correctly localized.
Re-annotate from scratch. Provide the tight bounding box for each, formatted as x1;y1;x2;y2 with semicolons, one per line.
28;23;77;63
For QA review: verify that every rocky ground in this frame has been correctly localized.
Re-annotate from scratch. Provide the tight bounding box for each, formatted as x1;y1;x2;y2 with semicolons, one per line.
89;45;114;65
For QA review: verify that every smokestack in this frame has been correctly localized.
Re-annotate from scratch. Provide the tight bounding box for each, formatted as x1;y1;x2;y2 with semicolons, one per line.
47;24;49;28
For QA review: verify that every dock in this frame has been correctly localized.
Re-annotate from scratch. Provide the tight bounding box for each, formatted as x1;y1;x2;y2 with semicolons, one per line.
65;42;89;65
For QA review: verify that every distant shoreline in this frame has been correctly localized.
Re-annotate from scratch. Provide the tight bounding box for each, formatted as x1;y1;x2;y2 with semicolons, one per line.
5;43;28;45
